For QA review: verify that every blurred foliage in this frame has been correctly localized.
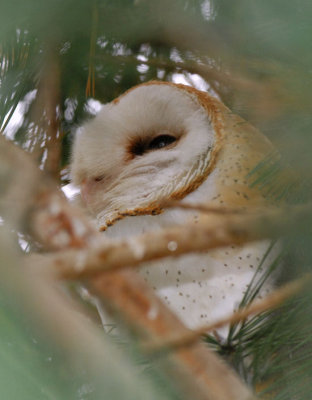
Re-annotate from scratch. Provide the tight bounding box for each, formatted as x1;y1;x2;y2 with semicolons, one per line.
0;228;177;400
205;241;312;399
0;300;179;400
0;302;81;400
1;0;312;399
1;0;312;177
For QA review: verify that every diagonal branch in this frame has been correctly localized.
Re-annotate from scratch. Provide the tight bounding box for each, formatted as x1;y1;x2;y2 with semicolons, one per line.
0;135;256;400
142;276;310;355
29;203;312;280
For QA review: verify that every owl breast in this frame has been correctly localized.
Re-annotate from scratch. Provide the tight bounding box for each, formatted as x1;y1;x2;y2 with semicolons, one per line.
104;179;277;331
140;243;275;330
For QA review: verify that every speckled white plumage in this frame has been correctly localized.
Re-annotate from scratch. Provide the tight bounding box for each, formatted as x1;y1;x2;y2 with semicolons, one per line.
71;81;278;332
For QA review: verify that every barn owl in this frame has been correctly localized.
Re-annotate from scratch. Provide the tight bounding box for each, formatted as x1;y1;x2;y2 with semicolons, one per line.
71;81;278;332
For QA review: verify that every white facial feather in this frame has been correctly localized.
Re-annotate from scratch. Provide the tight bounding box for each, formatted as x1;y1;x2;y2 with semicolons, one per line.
73;88;212;168
71;81;278;332
71;84;218;228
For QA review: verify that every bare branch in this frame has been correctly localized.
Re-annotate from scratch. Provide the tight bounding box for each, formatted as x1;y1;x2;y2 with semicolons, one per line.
41;51;62;179
161;199;249;214
27;48;63;180
143;276;310;355
86;1;98;97
90;269;255;400
1;135;256;400
31;203;311;280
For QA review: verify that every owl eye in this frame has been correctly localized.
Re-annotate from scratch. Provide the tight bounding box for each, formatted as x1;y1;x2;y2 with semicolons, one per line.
129;134;177;158
147;135;177;150
94;175;104;182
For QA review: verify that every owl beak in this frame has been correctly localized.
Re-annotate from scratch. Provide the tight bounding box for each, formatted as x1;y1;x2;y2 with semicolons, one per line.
80;178;94;207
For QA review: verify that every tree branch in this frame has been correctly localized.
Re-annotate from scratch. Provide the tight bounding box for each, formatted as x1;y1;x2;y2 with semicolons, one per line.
0;135;256;400
30;203;311;280
142;276;310;355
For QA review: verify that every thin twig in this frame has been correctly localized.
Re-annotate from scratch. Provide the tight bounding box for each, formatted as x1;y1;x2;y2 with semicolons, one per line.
27;46;62;180
96;53;290;115
42;51;62;180
161;199;250;214
86;1;98;97
142;276;311;355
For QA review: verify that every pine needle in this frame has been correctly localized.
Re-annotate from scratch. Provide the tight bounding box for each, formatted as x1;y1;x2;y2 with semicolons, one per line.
142;275;310;355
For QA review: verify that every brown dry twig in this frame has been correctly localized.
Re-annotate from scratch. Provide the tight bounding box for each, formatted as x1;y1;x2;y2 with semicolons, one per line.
142;276;310;355
86;1;98;98
26;48;63;180
0;135;256;400
29;202;312;280
161;199;250;214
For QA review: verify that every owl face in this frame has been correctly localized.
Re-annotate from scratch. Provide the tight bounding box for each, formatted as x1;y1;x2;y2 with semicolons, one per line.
71;82;222;228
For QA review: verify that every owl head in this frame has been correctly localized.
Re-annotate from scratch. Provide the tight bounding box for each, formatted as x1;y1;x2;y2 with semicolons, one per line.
71;81;272;231
71;81;226;228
